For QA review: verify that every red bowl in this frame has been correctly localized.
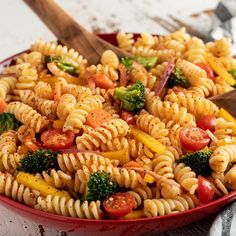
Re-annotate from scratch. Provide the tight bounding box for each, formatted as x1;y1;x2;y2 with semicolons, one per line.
0;33;236;236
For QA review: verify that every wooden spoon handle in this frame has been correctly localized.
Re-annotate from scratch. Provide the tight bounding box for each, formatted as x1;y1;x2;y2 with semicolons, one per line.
23;0;129;64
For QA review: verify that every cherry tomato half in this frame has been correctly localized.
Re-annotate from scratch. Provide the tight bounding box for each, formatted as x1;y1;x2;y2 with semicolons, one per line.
121;111;136;125
198;176;214;204
179;127;210;151
196;63;215;81
41;129;75;151
197;115;216;133
103;193;136;218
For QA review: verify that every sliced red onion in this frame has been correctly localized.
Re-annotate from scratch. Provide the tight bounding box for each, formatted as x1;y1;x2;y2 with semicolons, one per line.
155;62;175;96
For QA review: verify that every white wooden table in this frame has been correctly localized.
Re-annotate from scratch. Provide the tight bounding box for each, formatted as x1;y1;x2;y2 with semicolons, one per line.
0;0;222;235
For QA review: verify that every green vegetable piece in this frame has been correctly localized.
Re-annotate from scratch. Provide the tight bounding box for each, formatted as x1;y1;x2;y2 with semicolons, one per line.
136;56;158;70
86;171;120;202
44;56;63;63
0;113;21;135
176;150;213;177
57;62;80;75
167;67;191;88
228;69;236;79
45;55;79;76
120;57;134;70
228;69;236;88
114;81;145;113
17;149;59;174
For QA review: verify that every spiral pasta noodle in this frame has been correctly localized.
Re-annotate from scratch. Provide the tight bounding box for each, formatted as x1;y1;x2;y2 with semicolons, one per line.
56;94;77;121
14;65;38;95
173;163;198;194
127;186;153;208
76;119;130;150
0;172;39;207
5;102;49;133
145;89;196;127
136;113;169;140
101;50;119;70
164;91;219;118
209;145;236;173
36;195;102;219
31;39;87;66
185;37;206;63
63;95;104;131
34;81;53;100
1;31;236;220
0;76;17;100
144;194;198;217
57;152;119;173
116;32;134;51
1;153;23;172
19;90;57;120
36;169;72;189
152;150;175;179
87;64;118;81
225;164;236;190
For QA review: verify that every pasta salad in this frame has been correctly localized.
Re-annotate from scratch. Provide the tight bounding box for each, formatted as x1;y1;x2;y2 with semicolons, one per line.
0;27;236;220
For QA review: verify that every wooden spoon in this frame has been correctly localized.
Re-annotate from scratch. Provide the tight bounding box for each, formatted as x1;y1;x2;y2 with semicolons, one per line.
22;0;236;118
23;0;131;65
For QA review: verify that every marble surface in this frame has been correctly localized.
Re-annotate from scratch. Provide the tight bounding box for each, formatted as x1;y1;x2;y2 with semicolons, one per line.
0;0;223;235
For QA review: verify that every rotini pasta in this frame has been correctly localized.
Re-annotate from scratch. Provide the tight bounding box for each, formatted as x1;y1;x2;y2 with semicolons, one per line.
5;102;49;133
0;31;236;221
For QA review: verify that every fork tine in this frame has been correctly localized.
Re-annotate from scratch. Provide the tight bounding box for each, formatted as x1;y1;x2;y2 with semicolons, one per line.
152;16;180;33
169;15;207;40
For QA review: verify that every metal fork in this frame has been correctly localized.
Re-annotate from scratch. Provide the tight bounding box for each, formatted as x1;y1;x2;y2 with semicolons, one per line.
154;15;208;41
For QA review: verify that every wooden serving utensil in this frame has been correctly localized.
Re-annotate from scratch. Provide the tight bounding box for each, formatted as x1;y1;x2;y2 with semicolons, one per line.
22;0;130;65
210;89;236;118
22;0;236;118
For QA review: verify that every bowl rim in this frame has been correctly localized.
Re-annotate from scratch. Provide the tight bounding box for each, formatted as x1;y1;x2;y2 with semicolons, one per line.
0;33;236;224
0;190;236;224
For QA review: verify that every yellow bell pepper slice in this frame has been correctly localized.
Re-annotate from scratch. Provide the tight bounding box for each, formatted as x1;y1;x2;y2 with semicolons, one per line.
99;149;130;165
206;54;235;86
52;119;64;129
122;210;144;220
144;173;155;184
16;172;71;200
219;108;236;135
131;127;166;154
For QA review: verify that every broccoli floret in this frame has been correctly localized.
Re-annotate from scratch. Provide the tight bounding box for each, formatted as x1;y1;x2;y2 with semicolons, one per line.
85;171;120;202
17;149;59;174
120;57;134;70
136;56;158;70
176;150;213;177
120;56;158;71
167;67;191;88
0;113;21;135
114;81;145;113
44;56;80;76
